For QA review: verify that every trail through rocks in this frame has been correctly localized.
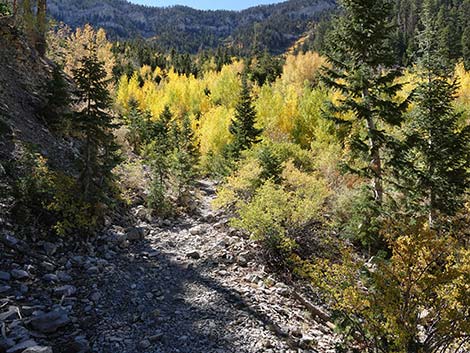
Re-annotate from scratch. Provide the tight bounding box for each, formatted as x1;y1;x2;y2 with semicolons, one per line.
0;181;337;353
84;181;336;353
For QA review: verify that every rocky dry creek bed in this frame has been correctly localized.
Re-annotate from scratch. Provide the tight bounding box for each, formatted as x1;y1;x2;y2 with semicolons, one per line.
0;181;337;353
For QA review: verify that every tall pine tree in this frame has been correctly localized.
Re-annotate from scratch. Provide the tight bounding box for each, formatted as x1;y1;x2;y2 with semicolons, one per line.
227;76;262;159
72;51;119;203
398;0;470;226
321;0;408;204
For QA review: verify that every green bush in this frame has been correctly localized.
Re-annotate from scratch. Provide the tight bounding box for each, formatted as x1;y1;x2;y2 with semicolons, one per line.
215;143;330;266
0;3;11;16
12;151;98;236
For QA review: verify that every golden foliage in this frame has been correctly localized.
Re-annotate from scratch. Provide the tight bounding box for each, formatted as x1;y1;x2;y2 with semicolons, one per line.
310;219;470;352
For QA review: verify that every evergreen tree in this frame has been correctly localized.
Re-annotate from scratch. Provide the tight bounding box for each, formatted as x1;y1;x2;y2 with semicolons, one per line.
227;76;263;159
462;26;470;70
123;99;153;153
72;51;119;203
169;114;200;201
42;65;70;130
36;0;47;56
398;0;470;225
145;105;175;213
21;0;34;40
321;0;408;205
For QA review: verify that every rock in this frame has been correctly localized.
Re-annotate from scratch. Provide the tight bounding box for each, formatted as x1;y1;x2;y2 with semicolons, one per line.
85;266;99;275
134;207;151;222
138;339;151;350
189;225;206;235
186;251;201;260
2;234;18;247
89;292;101;302
237;255;248;267
43;274;58;283
5;340;37;353
0;285;11;294
299;335;317;349
22;347;53;353
20;284;28;294
148;333;163;342
57;271;72;282
29;310;70;333
0;337;14;352
9;325;30;342
39;262;55;272
42;242;57;256
0;271;11;281
54;285;76;297
70;256;85;267
64;337;90;353
11;269;29;280
0;306;20;322
126;227;145;241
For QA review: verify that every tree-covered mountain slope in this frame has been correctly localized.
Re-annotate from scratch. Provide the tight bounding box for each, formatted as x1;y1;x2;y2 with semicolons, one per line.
47;0;336;53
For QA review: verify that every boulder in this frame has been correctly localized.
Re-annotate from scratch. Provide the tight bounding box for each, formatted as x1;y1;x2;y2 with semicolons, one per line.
126;227;145;241
11;269;29;280
186;251;201;260
29;310;70;333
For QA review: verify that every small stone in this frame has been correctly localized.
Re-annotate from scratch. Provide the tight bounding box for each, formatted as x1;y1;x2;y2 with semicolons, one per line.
5;339;37;353
148;333;163;342
126;227;145;241
20;284;28;293
42;242;57;256
11;269;29;280
22;346;53;353
291;328;303;338
57;271;72;282
89;292;101;302
64;336;90;353
0;285;11;294
71;256;85;267
138;339;151;350
2;234;18;247
43;274;58;283
30;310;70;333
0;306;20;322
186;251;201;260
0;337;15;352
299;335;317;349
237;255;248;267
40;262;55;272
0;271;11;281
54;285;76;297
85;266;99;275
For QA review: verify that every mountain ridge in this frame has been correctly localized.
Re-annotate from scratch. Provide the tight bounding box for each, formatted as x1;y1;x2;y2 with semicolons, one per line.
47;0;336;53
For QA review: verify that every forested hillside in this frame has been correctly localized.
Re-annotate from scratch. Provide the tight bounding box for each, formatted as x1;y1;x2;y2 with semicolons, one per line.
1;0;470;352
47;0;335;53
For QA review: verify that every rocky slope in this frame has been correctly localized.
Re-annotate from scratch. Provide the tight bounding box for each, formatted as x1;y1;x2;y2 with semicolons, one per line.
47;0;336;53
0;180;337;353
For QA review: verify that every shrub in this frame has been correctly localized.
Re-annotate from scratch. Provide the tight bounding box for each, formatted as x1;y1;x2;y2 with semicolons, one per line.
12;151;97;236
309;218;470;353
0;3;11;16
215;145;330;267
